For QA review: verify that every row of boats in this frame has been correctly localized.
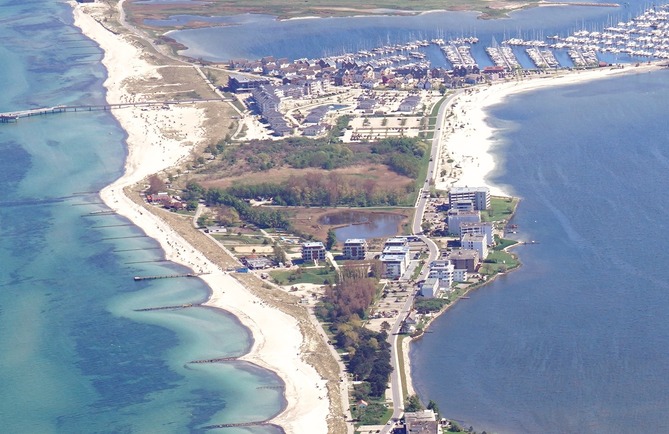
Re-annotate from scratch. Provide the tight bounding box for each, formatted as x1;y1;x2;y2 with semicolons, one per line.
507;5;669;59
313;4;669;72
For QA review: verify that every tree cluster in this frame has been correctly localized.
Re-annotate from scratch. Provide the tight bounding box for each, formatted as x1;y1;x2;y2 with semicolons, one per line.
414;297;450;314
182;182;290;229
320;268;377;323
315;264;392;398
371;137;428;178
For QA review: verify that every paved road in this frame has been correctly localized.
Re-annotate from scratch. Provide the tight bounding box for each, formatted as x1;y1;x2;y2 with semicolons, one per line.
380;91;462;433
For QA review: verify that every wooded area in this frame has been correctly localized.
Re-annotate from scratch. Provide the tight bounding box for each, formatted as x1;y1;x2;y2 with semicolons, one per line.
316;264;392;398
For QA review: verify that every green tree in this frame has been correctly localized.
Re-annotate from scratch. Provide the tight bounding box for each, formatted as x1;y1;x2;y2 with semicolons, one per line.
405;394;424;412
326;229;337;250
427;399;440;417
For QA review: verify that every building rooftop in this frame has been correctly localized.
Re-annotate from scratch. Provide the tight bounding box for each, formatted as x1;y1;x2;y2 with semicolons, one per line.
462;233;486;242
380;253;407;262
385;237;408;245
344;238;367;244
450;186;490;194
460;221;492;228
383;245;409;254
446;249;479;260
302;241;325;248
447;209;480;217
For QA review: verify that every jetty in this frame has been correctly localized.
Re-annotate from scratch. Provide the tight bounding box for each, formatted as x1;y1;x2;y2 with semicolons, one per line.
188;356;240;364
0;98;223;123
201;421;272;429
134;303;200;312
133;273;199;281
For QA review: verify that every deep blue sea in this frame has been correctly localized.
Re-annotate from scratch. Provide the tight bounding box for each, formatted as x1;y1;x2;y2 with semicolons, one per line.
411;70;669;434
0;1;282;432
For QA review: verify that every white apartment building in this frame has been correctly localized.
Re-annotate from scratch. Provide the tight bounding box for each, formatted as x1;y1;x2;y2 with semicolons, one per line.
460;221;495;245
447;209;481;236
380;244;411;279
449;186;491;211
461;233;488;260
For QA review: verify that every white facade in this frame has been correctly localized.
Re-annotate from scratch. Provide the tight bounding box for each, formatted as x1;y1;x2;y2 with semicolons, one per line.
381;245;411;279
447;209;481;236
449;186;490;211
453;269;468;282
427;260;455;289
421;277;441;298
461;233;489;260
460;221;495;246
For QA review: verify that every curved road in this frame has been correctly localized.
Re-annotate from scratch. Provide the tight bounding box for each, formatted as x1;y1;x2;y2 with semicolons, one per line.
380;90;462;432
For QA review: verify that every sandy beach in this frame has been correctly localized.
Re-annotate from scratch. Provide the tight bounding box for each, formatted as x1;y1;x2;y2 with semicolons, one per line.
71;2;330;433
433;63;664;198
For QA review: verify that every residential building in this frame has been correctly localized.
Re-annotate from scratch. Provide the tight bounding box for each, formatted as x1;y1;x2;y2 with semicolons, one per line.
447;209;481;236
401;409;439;434
445;248;479;272
426;260;455;290
453;268;468;282
460;221;494;245
398;95;421;112
461;233;488;260
448;186;490;211
421;277;441;298
227;74;272;92
303;124;326;137
380;245;411;279
301;242;326;261
384;237;408;248
343;238;368;260
451;199;474;211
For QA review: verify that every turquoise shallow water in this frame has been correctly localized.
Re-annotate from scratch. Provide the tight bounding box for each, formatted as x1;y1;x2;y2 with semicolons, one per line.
0;1;283;432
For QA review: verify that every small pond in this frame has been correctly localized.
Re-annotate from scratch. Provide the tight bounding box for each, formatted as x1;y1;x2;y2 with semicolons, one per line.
319;211;404;242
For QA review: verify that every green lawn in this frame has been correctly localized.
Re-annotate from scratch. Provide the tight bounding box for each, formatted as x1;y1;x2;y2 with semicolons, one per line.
269;267;336;285
351;402;393;426
481;196;519;222
479;249;519;275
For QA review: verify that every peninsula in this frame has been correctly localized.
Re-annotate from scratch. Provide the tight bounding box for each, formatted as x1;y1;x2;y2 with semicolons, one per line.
66;0;667;433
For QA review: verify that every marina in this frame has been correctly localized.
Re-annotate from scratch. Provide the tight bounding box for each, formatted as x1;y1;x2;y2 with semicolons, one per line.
224;4;669;81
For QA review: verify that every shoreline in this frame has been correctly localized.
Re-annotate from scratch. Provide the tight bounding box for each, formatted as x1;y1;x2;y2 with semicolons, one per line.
407;61;666;408
70;2;330;433
434;63;666;198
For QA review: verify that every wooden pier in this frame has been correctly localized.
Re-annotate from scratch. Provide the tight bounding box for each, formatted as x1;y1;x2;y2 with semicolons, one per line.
201;421;273;429
0;98;225;124
134;303;201;312
133;273;199;281
188;356;240;364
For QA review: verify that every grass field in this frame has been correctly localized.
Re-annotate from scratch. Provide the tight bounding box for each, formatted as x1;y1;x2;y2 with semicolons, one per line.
482;196;519;223
270;266;337;285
